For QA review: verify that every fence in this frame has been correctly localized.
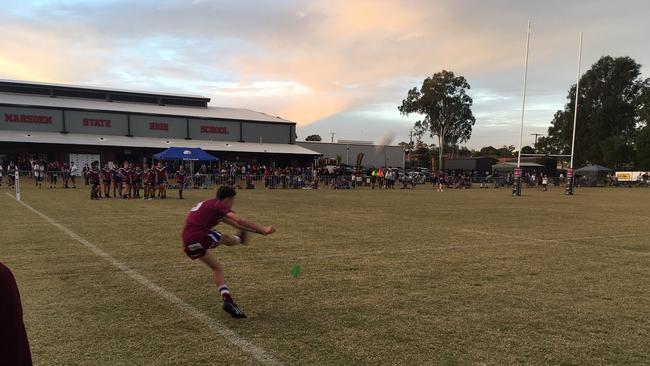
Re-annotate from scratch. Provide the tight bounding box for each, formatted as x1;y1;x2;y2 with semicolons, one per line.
7;170;646;190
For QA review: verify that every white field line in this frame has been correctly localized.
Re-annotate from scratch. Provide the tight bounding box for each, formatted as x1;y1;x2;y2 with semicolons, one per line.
5;193;283;366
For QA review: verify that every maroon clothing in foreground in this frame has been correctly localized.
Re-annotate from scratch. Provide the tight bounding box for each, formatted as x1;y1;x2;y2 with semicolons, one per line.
0;261;32;366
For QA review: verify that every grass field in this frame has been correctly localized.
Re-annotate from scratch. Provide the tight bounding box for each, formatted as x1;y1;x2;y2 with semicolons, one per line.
1;182;649;365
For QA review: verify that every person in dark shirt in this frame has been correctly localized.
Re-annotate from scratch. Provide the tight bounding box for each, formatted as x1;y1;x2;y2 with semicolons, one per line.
88;161;101;200
133;165;143;198
176;165;187;199
102;163;112;198
156;161;168;199
119;161;130;199
182;186;276;318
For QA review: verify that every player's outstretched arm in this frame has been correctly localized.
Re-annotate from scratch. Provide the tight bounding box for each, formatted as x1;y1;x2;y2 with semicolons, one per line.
224;212;276;235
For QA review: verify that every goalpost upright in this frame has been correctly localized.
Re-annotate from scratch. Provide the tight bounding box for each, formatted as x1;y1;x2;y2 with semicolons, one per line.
565;32;583;195
512;20;531;196
514;27;583;196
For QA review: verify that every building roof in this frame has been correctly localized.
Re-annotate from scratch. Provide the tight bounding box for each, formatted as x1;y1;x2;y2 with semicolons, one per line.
298;141;400;148
0;130;320;156
0;79;208;99
0;92;293;124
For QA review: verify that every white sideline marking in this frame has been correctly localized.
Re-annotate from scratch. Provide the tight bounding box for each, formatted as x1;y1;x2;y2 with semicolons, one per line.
6;193;282;366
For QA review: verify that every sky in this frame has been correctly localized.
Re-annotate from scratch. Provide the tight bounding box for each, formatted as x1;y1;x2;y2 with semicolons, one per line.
1;0;649;148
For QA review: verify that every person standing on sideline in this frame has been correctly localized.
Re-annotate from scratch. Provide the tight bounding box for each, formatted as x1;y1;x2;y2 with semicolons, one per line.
133;164;143;198
62;162;70;188
88;161;101;199
156;161;168;199
176;165;187;199
102;163;112;198
0;162;4;187
542;174;548;192
69;162;78;189
111;163;120;198
7;161;17;188
82;163;90;185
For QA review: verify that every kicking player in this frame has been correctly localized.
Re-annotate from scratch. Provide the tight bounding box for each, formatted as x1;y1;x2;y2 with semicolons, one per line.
182;186;276;318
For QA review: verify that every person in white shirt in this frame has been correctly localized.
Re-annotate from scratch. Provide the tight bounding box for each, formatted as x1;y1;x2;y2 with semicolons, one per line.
0;163;4;186
70;162;79;188
33;162;43;188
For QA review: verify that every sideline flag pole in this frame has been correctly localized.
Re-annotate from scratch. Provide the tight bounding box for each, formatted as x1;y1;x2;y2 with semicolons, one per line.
513;20;531;197
565;32;583;196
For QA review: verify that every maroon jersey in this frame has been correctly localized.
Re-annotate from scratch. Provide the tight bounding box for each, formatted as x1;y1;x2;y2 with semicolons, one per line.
182;199;232;243
176;170;187;183
134;168;143;182
118;167;128;182
145;169;155;183
88;169;100;184
156;166;168;180
0;261;33;365
101;168;111;181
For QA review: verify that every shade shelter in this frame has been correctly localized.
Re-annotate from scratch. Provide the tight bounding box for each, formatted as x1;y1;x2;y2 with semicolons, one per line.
574;164;613;186
153;147;218;161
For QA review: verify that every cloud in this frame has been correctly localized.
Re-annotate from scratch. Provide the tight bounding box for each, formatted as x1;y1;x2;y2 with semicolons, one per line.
1;0;650;148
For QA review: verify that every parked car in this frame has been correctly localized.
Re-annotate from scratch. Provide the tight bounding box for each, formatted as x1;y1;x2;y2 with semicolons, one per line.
408;171;427;184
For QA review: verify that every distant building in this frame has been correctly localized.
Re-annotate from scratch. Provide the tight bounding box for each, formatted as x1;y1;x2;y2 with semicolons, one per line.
297;141;405;168
445;156;498;174
0;79;320;166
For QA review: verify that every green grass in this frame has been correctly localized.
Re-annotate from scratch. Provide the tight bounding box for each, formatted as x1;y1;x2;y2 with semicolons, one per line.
1;182;649;365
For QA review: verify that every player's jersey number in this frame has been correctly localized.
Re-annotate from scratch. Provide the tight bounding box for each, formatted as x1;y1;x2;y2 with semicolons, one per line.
190;201;204;212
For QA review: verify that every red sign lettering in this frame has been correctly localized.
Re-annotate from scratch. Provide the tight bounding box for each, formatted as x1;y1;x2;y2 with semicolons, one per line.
200;125;229;134
4;113;52;124
149;122;169;131
82;118;112;127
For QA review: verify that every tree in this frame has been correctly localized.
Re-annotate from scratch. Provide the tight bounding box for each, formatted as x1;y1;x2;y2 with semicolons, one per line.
636;125;650;170
305;134;322;142
496;145;516;158
399;70;475;171
479;146;498;156
521;145;535;154
539;56;649;168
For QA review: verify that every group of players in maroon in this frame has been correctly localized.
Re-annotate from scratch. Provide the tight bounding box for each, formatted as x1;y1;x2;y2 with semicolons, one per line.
86;161;188;200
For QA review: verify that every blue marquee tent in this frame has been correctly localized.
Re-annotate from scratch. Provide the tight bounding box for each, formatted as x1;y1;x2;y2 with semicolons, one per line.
153;147;218;161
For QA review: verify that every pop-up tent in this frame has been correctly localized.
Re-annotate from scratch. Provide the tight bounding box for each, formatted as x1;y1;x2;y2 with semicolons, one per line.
574;164;612;186
153;147;218;161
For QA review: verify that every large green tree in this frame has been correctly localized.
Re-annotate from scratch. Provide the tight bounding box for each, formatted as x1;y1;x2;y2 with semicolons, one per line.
636;125;650;170
399;70;476;171
535;56;649;169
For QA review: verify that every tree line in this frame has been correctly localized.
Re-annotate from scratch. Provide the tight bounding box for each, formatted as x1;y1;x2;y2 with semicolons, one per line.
399;56;650;170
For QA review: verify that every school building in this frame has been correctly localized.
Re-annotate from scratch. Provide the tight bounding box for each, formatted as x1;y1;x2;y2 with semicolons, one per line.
0;79;321;168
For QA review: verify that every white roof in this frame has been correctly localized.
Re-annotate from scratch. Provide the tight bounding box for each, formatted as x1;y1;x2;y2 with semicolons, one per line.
0;130;320;156
0;92;292;124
